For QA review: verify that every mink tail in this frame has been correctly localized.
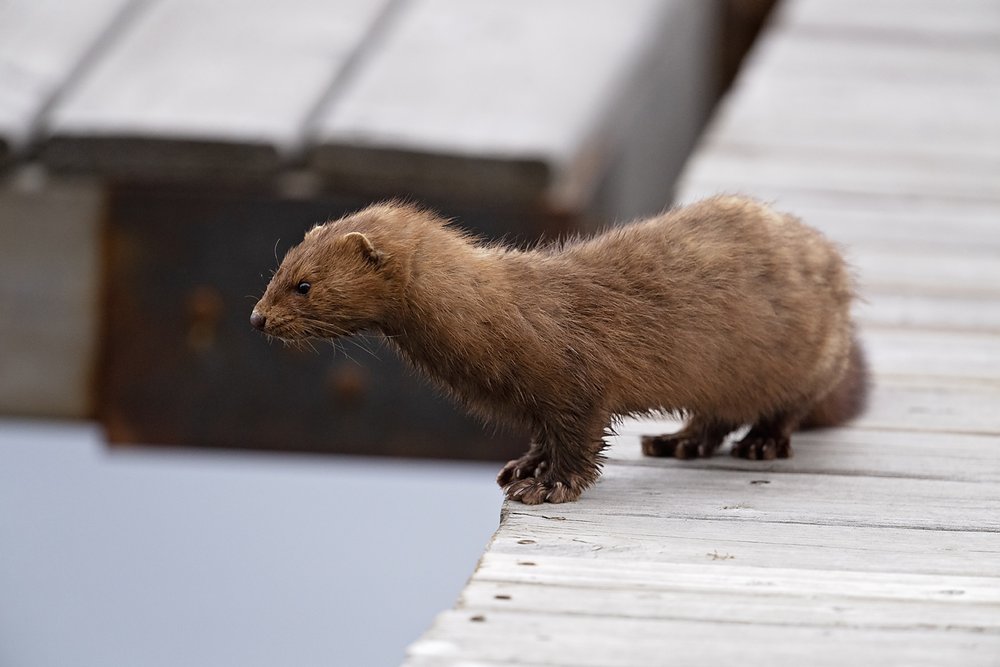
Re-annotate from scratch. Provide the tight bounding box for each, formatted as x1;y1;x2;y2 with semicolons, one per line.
800;334;870;429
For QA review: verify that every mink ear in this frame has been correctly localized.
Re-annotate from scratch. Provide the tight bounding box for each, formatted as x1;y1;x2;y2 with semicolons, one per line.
343;232;381;265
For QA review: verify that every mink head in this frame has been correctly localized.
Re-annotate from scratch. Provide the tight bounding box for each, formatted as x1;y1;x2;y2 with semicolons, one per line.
251;215;399;341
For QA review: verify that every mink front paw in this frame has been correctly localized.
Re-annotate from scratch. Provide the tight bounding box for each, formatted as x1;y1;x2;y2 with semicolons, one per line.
504;478;582;505
496;454;548;488
731;435;792;460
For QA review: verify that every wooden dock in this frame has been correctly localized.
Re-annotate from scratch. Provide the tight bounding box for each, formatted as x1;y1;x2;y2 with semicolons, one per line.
404;1;1000;664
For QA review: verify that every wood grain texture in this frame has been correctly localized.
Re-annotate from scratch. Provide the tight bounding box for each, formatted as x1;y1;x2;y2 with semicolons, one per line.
499;460;1000;534
41;0;392;178
405;0;1000;663
407;610;1000;667
490;511;1000;575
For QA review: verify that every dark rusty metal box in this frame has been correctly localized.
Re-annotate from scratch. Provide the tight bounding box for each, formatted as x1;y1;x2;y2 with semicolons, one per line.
100;183;576;461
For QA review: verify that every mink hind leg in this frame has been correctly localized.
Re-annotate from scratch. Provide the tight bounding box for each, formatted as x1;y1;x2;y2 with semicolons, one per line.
731;409;803;460
641;416;736;459
502;414;608;505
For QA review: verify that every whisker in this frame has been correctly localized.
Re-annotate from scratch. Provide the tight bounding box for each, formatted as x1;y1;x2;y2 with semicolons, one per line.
348;336;381;360
336;342;363;367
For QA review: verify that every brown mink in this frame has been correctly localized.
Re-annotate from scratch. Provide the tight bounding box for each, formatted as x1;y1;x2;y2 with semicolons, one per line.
251;196;868;504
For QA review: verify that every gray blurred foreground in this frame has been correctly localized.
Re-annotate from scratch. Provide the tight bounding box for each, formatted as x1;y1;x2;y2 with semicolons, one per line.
0;419;501;667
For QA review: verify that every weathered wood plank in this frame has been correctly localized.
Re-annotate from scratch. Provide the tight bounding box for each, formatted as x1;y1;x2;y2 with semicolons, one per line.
311;0;716;214
42;0;392;177
674;187;1000;263
491;511;1000;576
0;0;135;164
623;379;1000;437
618;329;1000;445
706;76;1000;164
477;556;999;604
776;0;1000;42
678;146;1000;203
852;248;1000;299
758;195;1000;252
857;293;1000;334
466;558;1000;627
406;609;1000;667
743;28;1000;85
676;23;1000;204
864;329;1000;381
857;378;1000;436
505;467;1000;533
459;581;1000;635
611;425;1000;485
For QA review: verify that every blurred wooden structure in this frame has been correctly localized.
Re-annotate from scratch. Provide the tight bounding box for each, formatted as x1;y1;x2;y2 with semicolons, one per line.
0;0;724;458
404;0;1000;663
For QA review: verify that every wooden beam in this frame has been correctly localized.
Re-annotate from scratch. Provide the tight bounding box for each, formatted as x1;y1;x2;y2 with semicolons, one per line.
310;0;717;214
0;0;136;165
41;0;393;178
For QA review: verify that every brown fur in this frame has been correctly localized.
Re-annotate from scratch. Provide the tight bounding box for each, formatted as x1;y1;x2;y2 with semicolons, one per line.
252;196;869;504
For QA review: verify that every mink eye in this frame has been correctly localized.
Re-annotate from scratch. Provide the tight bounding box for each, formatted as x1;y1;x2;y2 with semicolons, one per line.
295;281;311;295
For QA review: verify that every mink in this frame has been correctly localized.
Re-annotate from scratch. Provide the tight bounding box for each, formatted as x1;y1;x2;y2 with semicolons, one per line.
251;196;869;504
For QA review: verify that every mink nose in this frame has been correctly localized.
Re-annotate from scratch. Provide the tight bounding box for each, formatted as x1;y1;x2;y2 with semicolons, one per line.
250;310;266;330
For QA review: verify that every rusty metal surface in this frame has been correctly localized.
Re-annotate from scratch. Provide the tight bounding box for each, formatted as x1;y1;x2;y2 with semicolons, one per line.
100;184;562;461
